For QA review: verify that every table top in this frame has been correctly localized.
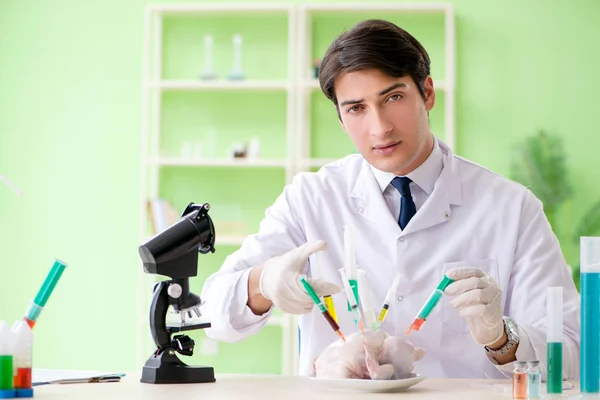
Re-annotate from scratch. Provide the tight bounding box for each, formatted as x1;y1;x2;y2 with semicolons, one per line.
34;374;581;399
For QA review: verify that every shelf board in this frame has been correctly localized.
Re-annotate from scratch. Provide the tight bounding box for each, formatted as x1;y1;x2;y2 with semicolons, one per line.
165;314;283;328
303;158;340;168
304;79;321;89
266;314;284;327
303;79;447;91
216;235;247;246
302;3;451;13
148;3;292;14
152;157;288;168
145;234;247;246
433;80;448;91
148;80;290;91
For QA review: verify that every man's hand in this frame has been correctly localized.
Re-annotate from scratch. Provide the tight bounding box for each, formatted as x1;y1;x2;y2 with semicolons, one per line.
258;240;341;314
444;267;504;347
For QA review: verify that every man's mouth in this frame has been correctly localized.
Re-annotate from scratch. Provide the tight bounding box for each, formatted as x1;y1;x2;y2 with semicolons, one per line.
373;141;401;154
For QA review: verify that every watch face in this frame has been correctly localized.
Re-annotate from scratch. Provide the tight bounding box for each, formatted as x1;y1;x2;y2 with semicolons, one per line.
505;318;519;340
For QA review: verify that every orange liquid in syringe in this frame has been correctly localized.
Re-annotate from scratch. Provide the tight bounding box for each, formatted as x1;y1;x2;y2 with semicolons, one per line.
322;311;346;342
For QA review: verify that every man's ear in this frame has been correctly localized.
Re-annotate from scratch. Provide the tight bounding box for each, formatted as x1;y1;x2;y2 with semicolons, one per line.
424;76;436;112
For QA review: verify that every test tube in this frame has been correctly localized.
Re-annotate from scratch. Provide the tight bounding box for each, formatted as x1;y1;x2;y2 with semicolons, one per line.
343;225;359;311
299;277;345;342
406;275;454;335
357;269;378;330
338;268;364;331
12;320;33;398
0;321;15;399
377;273;402;326
580;237;600;394
24;259;67;328
546;286;563;395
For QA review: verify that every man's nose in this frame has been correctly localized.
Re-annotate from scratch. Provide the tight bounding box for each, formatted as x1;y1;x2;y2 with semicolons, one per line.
368;108;393;138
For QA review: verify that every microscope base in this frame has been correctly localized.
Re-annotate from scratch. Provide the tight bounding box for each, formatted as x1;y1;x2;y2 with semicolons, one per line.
141;350;215;384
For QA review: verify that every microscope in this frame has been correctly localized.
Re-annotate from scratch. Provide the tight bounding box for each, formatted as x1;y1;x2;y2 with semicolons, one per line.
139;202;217;384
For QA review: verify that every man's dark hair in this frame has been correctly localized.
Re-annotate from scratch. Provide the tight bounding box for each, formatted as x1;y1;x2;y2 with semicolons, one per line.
319;19;431;109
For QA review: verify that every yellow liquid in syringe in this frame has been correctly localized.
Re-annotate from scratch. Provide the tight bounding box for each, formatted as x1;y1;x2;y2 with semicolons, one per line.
323;295;337;323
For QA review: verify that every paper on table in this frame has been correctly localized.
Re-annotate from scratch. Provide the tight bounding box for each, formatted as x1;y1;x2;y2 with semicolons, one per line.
32;369;125;386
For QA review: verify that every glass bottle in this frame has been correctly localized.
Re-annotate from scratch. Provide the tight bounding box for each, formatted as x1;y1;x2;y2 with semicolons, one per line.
527;360;542;398
513;361;528;400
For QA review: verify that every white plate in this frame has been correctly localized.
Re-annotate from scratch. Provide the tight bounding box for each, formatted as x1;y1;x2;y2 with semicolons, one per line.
309;374;426;393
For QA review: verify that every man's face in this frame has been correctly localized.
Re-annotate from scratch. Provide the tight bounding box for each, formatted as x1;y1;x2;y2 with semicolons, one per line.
334;69;435;176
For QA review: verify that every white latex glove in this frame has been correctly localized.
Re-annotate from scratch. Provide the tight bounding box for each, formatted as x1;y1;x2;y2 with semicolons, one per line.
444;267;504;347
259;240;342;314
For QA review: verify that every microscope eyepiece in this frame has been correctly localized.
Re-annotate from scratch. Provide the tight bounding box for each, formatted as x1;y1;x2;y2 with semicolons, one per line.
140;202;215;278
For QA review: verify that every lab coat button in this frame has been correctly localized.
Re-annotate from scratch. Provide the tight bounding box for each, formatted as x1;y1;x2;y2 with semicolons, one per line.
397;295;404;302
357;207;364;214
399;237;405;242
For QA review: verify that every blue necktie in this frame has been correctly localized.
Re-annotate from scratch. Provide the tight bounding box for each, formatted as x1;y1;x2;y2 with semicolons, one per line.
391;177;416;230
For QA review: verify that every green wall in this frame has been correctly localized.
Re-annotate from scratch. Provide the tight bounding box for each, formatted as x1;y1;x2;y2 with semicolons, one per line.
1;0;598;375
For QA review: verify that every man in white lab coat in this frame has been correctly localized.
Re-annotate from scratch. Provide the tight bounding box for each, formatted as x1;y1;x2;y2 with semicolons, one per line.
201;19;580;379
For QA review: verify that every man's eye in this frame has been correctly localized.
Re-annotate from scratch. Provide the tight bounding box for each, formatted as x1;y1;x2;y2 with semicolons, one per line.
347;106;362;114
388;94;403;102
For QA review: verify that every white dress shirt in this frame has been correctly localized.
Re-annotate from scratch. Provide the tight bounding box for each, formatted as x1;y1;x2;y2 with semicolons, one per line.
370;137;444;221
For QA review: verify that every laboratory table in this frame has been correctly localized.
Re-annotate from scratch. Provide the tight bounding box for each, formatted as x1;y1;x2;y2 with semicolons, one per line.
34;374;582;399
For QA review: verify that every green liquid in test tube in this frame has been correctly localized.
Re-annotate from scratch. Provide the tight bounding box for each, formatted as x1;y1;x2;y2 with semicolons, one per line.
0;322;15;398
546;287;563;394
24;259;67;328
406;275;454;335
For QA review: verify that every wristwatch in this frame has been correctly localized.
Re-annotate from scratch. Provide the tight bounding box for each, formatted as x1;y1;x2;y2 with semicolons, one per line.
485;316;520;357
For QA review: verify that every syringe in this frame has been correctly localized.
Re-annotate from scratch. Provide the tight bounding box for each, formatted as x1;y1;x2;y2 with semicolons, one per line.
313;250;338;323
24;259;67;328
343;226;359;311
299;277;346;342
377;272;402;326
338;268;364;331
357;269;378;330
406;275;454;335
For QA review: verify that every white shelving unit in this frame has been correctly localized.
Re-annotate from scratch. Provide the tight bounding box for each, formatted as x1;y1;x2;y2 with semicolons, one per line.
140;2;455;377
140;2;298;377
150;80;291;91
150;157;289;168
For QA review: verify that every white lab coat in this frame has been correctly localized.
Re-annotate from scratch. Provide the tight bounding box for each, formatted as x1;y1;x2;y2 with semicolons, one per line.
201;139;580;379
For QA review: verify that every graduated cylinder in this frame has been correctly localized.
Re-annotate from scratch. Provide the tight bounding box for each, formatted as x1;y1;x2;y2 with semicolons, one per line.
580;237;600;394
546;286;562;394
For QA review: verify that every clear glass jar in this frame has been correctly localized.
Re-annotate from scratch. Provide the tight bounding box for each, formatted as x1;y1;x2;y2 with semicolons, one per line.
527;360;542;398
513;361;528;400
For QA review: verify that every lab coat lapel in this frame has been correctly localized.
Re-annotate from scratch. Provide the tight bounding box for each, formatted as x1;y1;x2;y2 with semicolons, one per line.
402;141;463;235
350;160;402;236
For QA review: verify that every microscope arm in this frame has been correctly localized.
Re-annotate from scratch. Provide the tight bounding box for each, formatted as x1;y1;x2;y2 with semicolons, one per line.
149;281;171;352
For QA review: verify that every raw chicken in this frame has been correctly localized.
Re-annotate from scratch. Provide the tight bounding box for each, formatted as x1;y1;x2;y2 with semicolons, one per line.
313;330;425;380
